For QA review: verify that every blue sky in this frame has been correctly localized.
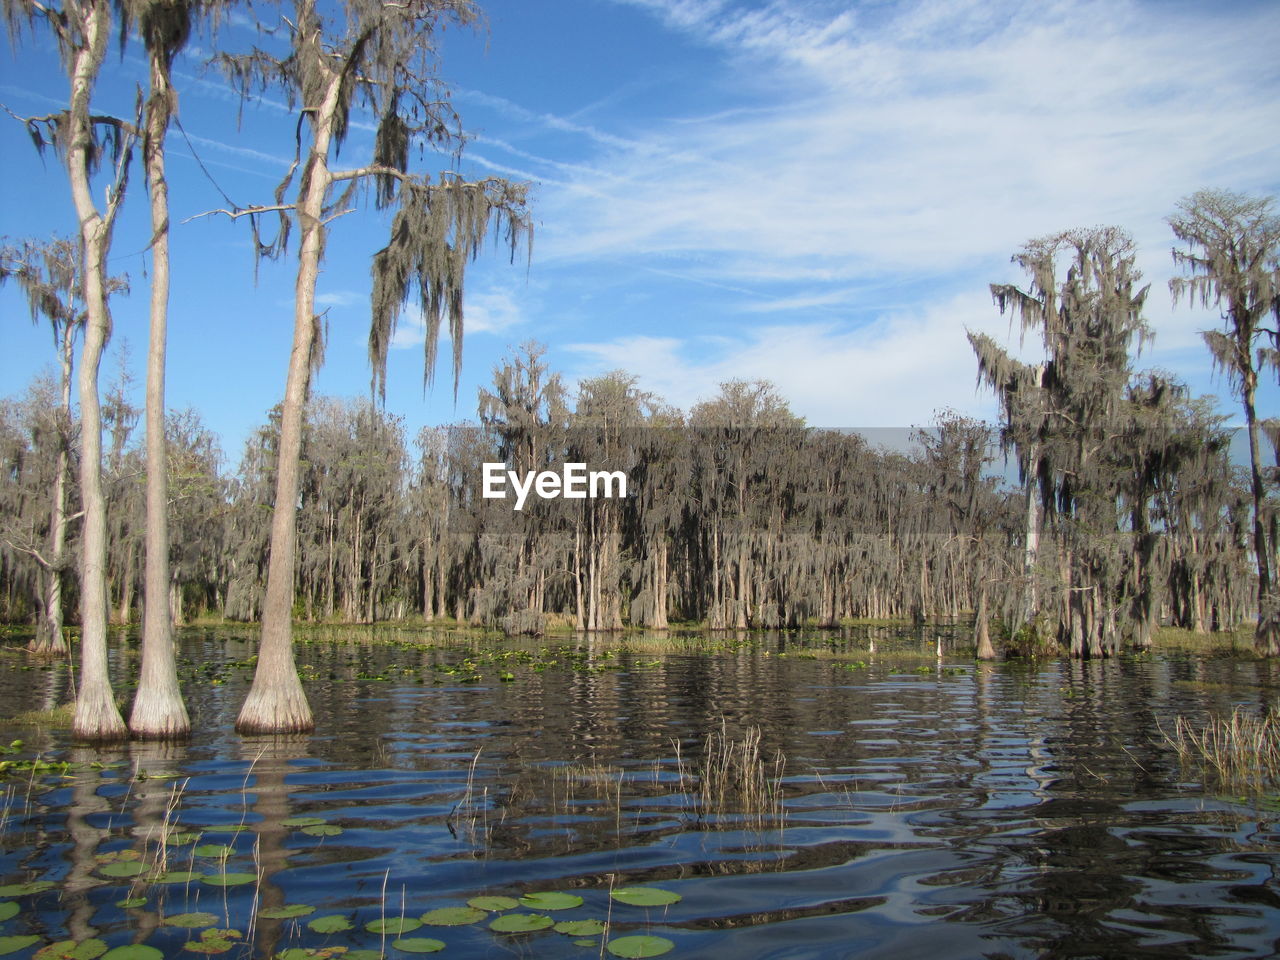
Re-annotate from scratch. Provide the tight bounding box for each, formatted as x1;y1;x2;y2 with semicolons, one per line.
1;0;1278;464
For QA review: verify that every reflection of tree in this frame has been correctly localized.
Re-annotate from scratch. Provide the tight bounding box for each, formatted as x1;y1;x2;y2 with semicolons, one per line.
62;746;120;941
127;740;189;944
239;737;304;959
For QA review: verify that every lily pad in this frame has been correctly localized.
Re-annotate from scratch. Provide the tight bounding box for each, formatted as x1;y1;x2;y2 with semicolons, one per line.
164;832;201;846
0;937;41;956
306;914;353;934
467;896;519;911
299;824;342;837
345;952;383;960
183;929;241;955
201;873;257;887
419;906;485;926
609;887;681;908
33;939;107;960
518;892;583;911
257;904;315;919
163;912;220;928
555;919;606;936
193;844;233;859
366;917;421;935
489;913;553;933
0;882;54;897
280;817;325;827
99;861;147;878
101;948;164;960
607;935;675;958
115;897;147;909
147;871;201;884
390;938;446;954
0;903;16;922
574;940;598;948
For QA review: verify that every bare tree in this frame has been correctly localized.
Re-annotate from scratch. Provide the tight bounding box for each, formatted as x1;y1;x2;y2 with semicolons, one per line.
1169;189;1280;656
5;0;136;739
209;0;531;733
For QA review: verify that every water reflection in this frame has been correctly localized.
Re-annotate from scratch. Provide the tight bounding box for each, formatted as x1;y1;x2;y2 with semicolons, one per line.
0;630;1276;958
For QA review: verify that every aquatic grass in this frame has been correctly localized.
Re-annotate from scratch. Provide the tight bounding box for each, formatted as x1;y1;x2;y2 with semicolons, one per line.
695;721;786;830
1165;707;1280;792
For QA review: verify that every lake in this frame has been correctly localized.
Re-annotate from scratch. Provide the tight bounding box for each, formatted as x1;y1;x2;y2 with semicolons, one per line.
1;627;1277;959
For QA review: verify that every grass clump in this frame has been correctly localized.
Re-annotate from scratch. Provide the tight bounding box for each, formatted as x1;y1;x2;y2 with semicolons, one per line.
5;703;74;727
1166;707;1280;793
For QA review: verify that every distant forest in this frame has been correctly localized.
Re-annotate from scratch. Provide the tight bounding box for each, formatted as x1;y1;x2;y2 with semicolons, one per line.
1;324;1270;658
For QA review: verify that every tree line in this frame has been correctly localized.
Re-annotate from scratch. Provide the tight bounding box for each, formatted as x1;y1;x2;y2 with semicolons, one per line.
0;0;1277;743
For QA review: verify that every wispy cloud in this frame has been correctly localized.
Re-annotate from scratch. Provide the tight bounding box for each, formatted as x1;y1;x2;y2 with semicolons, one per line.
540;0;1279;287
391;287;527;349
565;289;1020;425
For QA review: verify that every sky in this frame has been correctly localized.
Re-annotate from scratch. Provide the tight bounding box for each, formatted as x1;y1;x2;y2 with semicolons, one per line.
1;0;1278;465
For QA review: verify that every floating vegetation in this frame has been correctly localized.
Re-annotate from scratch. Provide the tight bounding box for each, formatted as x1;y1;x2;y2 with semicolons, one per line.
467;896;518;911
489;912;553;933
607;934;676;958
32;939;107;959
305;915;353;934
517;891;583;910
258;904;316;920
610;887;681;907
391;938;446;954
365;917;421;935
419;906;485;926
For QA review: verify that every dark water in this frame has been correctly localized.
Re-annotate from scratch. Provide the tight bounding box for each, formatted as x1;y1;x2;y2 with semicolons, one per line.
1;628;1278;959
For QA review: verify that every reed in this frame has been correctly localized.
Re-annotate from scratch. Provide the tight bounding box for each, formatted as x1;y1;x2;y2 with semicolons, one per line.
694;720;786;830
1166;707;1280;792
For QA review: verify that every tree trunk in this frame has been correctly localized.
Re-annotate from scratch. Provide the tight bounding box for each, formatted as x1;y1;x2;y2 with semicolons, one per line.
1244;383;1279;655
31;322;75;655
68;0;127;742
131;54;190;738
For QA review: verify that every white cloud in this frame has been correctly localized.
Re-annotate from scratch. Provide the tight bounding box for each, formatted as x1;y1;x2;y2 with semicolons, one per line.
565;289;1018;426
541;0;1280;287
391;287;526;349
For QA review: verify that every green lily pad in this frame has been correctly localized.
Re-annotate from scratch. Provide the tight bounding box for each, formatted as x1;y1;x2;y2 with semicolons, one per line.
183;929;240;955
574;940;598;948
555;919;606;936
519;891;583;911
420;906;485;926
200;873;257;887
607;935;675;958
0;903;16;922
258;904;315;919
306;914;353;934
99;861;147;878
200;824;249;833
0;937;41;956
33;939;107;960
164;832;201;845
344;952;383;960
163;912;220;928
391;938;446;954
609;887;681;907
0;882;54;897
102;948;164;960
467;896;519;911
489;913;553;933
193;844;233;859
115;897;147;909
299;824;342;837
366;917;421;935
280;817;325;827
147;871;201;884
